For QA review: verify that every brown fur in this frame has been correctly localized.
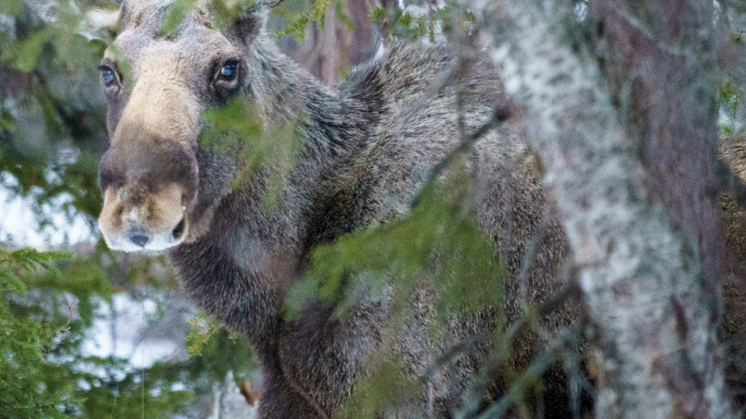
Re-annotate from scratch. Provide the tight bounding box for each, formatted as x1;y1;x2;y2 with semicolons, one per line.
717;135;746;407
97;1;585;417
240;380;261;407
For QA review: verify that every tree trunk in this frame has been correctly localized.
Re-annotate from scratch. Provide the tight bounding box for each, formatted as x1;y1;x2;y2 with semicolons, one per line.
473;0;736;417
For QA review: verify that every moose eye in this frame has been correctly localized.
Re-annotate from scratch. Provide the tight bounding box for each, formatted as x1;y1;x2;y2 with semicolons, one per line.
99;65;118;88
218;60;238;82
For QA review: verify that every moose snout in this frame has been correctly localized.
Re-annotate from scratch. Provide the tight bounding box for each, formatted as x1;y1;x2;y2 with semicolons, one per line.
128;226;151;248
125;216;187;249
98;140;199;252
101;208;189;252
99;182;192;252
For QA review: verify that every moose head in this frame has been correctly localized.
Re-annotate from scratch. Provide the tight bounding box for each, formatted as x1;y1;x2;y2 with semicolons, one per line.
96;0;282;252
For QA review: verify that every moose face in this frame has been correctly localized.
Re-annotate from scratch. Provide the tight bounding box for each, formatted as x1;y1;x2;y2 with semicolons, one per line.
97;0;263;252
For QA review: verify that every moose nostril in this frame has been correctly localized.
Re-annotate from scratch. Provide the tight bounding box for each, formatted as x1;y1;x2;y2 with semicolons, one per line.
172;218;185;240
129;234;150;247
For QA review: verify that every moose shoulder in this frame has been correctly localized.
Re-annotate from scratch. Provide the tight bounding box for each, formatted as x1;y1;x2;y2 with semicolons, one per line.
96;0;580;417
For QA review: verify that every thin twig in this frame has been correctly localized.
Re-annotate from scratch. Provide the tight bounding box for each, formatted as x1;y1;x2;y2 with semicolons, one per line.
451;281;582;419
424;281;582;417
278;350;331;419
506;282;582;342
516;218;549;305
57;294;77;334
474;325;582;419
411;106;510;209
109;381;119;419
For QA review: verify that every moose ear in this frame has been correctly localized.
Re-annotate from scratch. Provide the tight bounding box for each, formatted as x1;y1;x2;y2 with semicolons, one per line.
233;0;284;42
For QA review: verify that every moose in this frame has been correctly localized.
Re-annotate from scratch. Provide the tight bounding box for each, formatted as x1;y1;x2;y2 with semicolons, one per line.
95;0;584;417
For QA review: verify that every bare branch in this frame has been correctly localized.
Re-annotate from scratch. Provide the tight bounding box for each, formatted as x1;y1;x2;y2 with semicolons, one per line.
474;325;582;419
410;106;510;209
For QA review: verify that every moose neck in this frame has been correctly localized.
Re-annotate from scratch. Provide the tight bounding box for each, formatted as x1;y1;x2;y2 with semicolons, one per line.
244;34;385;249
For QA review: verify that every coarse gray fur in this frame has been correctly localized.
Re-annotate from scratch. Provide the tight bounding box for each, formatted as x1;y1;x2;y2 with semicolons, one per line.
96;0;584;417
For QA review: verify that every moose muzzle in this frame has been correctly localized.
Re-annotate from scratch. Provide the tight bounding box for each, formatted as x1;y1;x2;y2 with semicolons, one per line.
98;72;201;252
98;142;198;252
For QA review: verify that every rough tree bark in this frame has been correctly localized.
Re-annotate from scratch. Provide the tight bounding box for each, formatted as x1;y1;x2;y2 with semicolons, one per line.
472;0;737;418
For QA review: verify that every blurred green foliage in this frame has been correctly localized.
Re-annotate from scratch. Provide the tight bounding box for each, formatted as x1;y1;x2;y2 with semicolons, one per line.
0;247;108;419
369;2;465;42
186;311;222;357
0;0;106;231
718;78;743;136
200;96;305;213
276;0;330;41
287;162;507;324
0;240;255;419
